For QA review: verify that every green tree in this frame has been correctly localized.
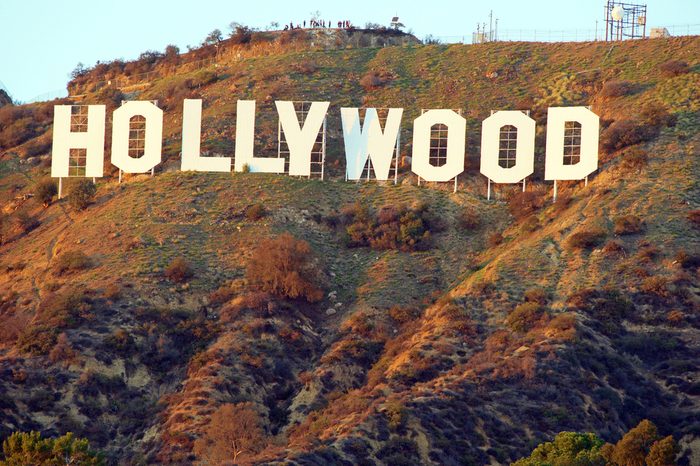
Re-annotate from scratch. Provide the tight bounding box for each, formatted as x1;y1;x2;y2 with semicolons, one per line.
35;178;58;207
512;431;605;466
1;431;104;465
204;28;223;45
68;179;96;211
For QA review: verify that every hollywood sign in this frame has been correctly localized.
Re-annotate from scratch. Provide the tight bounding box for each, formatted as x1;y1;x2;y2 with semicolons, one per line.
51;100;599;194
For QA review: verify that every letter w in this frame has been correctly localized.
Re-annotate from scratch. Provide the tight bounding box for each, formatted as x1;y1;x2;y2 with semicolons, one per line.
341;108;403;181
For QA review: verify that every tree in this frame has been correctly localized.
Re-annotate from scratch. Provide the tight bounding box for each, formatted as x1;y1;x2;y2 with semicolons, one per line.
608;419;659;466
0;431;104;465
246;232;323;302
646;436;679;466
164;44;179;58
512;431;605;466
228;22;252;44
68;179;96;211
193;402;266;465
163;44;180;64
71;62;87;79
204;28;223;45
36;178;58;207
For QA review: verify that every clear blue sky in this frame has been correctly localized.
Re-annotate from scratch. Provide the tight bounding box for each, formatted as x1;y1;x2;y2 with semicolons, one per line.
1;0;697;102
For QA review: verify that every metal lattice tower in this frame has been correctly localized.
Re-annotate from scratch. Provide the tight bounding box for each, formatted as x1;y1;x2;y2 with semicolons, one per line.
605;1;647;41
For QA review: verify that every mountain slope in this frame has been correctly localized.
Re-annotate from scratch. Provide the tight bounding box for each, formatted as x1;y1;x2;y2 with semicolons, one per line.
0;34;698;465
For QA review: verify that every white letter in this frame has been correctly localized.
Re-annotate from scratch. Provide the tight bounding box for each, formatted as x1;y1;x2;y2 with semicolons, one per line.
181;99;231;172
480;111;535;184
234;100;284;173
51;105;105;178
341;108;403;180
275;101;330;176
545;107;599;181
411;109;465;182
111;101;163;173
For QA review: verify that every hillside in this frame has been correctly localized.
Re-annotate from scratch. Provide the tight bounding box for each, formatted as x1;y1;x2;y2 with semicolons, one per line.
0;33;699;465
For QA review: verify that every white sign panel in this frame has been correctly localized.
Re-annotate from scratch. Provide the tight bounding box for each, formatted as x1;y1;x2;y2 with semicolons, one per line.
411;109;465;182
182;99;231;172
111;101;163;173
544;107;599;181
234;100;285;174
341;108;402;181
51;105;105;178
480;110;535;184
276;101;329;177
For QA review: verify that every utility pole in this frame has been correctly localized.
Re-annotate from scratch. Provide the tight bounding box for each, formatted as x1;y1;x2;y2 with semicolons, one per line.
489;10;493;41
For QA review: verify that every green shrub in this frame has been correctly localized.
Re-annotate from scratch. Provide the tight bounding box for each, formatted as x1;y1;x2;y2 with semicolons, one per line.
53;250;92;276
512;431;605;466
25;141;51;157
566;288;632;335
17;288;91;355
1;431;104;465
342;202;432;252
68;179;97;210
35;178;57;207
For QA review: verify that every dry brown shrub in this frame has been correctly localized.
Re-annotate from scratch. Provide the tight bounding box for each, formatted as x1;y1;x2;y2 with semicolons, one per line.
193;402;266;464
246;232;323;302
620;147;649;171
458;206;481;230
640;276;670;298
600;80;633;98
49;332;76;365
688;210;700;229
614;215;644;235
567;228;606;250
659;60;690;77
359;70;393;90
487;231;504;247
602;240;626;257
508;191;544;220
53;250;92;276
164;257;193;283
